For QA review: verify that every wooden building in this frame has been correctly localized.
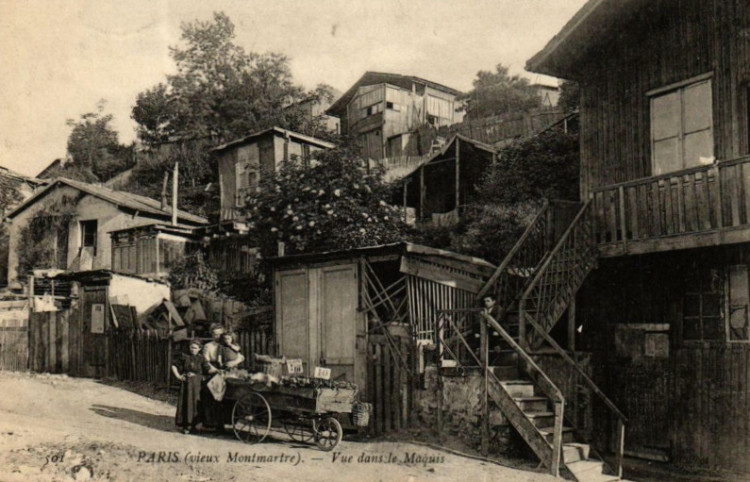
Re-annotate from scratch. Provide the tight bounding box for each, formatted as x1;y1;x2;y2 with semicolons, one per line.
401;134;496;225
109;224;201;278
513;0;750;476
212;127;335;222
270;242;495;433
29;270;170;378
326;72;464;160
5;178;207;285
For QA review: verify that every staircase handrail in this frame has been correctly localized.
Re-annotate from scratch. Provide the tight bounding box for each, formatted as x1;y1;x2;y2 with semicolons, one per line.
479;311;564;405
518;200;595;342
479;311;565;476
476;199;550;300
520;311;627;479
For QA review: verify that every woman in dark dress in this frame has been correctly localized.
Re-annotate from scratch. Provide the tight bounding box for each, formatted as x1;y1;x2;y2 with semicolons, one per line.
171;339;207;434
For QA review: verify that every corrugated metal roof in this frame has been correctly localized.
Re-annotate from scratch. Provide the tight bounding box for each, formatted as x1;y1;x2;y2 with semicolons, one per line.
7;177;208;225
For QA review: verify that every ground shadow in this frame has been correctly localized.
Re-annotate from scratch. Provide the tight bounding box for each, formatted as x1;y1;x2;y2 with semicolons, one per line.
90;404;175;432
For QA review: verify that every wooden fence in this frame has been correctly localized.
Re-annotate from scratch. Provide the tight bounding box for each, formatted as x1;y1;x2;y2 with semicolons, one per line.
28;308;82;375
367;334;412;434
0;300;29;371
108;329;172;384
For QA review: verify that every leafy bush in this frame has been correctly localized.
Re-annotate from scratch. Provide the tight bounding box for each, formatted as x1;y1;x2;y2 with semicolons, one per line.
245;146;409;256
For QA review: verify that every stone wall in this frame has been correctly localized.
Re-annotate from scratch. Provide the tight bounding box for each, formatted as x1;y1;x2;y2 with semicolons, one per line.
415;366;512;454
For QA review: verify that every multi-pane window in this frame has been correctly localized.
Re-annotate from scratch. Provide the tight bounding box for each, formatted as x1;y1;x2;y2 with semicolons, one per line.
683;267;723;341
650;76;714;175
364;103;383;117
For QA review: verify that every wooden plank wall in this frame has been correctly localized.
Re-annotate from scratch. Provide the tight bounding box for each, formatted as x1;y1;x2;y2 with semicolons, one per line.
672;344;750;473
578;0;750;198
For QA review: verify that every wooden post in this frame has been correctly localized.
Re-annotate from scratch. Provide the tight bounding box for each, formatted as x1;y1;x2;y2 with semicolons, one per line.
551;399;564;477
616;418;625;479
403;181;408;223
480;314;489;456
713;165;722;228
172;162;179;226
419;167;426;221
618;185;628;249
455;137;461;213
567;297;576;352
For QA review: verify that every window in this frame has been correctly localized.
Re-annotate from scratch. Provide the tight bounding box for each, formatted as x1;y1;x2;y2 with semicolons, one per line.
386;101;400;112
80;220;97;254
650;75;714;175
683;267;723;341
364;103;383;117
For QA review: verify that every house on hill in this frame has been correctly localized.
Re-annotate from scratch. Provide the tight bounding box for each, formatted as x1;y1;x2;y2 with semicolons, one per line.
326;71;465;160
518;0;750;476
5;178;207;285
212;127;335;223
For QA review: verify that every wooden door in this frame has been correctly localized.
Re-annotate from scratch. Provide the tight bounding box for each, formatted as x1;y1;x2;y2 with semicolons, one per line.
318;265;358;382
81;286;108;378
275;269;311;372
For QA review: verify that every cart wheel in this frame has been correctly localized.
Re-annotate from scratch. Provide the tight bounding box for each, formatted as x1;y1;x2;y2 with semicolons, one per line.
282;419;314;443
314;417;343;451
232;392;271;444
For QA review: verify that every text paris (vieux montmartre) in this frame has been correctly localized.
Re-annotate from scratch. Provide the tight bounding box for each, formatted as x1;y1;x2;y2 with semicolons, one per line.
136;451;302;465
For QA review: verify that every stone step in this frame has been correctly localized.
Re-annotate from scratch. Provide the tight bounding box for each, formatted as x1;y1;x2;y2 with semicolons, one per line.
563;442;591;463
499;380;535;397
538;426;575;444
514;396;549;412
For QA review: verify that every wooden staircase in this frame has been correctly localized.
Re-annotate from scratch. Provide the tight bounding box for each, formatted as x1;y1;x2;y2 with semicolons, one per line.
439;200;626;480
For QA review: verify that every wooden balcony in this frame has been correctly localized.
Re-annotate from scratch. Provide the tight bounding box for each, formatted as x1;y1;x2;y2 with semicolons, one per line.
591;156;750;257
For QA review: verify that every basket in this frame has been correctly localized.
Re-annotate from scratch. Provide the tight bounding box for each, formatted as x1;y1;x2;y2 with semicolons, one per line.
351;402;372;427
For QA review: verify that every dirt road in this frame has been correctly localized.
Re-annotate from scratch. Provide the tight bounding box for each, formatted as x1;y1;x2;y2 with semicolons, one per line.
0;372;557;481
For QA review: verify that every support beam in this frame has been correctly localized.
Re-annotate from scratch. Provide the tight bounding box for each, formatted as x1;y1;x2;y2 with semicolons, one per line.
455;138;461;212
419;167;426;220
567;297;576;352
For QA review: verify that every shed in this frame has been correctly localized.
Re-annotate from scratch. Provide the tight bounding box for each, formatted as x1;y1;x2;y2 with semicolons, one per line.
33;270;170;378
269;242;495;433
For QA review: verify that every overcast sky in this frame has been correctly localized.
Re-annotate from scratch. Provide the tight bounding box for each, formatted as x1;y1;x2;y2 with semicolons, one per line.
0;0;585;178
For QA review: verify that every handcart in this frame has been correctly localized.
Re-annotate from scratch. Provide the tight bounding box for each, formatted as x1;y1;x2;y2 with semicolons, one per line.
224;378;358;451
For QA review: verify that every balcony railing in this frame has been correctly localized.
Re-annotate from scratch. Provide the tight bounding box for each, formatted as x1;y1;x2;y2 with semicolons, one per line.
591;155;750;255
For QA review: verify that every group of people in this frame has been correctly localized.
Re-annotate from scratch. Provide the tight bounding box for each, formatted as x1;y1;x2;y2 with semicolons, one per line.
171;323;245;434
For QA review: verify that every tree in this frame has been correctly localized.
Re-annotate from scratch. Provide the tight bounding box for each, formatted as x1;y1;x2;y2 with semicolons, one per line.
478;128;579;203
64;100;133;182
131;12;319;145
245;146;407;256
558;80;580;114
460;64;542;119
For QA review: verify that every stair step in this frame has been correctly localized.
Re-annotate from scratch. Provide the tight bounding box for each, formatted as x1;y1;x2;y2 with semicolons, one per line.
563;442;591;463
567;472;619;482
538;426;575;444
490;365;518;380
566;460;618;482
525;411;555;428
514;396;549;412
500;380;535;397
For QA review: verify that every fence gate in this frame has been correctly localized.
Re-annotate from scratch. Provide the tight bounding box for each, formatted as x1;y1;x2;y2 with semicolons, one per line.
0;300;29;371
367;334;413;434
